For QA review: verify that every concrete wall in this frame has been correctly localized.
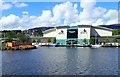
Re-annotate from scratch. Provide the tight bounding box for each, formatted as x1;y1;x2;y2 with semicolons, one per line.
78;27;91;39
96;29;112;36
56;28;67;40
43;30;56;37
91;28;112;36
56;39;67;45
56;28;67;45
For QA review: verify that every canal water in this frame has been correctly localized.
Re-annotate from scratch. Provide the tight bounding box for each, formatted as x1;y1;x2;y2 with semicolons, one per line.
1;47;119;75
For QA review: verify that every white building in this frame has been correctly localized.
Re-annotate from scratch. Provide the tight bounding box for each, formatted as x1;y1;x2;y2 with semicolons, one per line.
43;25;112;45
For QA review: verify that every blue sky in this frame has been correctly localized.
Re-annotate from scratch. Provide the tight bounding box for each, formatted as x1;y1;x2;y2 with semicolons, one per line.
2;2;118;17
0;0;119;30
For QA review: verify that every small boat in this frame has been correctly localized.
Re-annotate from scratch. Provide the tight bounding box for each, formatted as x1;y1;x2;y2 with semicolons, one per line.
32;43;39;48
50;44;56;47
91;44;101;48
34;44;39;48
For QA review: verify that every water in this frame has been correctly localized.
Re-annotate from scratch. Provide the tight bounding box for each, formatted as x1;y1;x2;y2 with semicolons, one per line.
1;47;118;75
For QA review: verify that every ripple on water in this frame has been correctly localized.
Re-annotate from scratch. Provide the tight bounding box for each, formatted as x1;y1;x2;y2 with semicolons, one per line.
2;47;118;75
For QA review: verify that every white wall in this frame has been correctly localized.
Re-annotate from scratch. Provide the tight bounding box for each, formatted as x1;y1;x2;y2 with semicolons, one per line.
78;27;91;39
43;30;56;37
56;28;67;39
95;28;112;36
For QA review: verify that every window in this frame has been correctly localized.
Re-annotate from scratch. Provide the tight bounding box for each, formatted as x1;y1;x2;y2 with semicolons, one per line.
67;29;78;38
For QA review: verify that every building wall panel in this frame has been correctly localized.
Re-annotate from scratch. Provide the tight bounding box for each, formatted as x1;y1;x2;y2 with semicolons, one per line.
78;28;91;39
43;31;56;37
95;29;112;36
56;28;67;39
91;28;112;36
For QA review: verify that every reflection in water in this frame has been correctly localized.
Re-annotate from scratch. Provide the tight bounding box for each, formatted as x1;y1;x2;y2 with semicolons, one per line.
2;47;118;75
65;48;91;75
0;51;2;76
66;48;78;75
87;48;118;75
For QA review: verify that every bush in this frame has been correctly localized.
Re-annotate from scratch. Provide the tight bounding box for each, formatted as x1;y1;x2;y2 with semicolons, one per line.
90;37;94;44
53;38;56;43
112;38;117;42
32;39;36;43
47;38;51;42
104;38;109;43
83;38;87;44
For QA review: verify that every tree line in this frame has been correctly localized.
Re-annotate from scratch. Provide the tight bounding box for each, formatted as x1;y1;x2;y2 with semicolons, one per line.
112;29;120;35
0;31;31;43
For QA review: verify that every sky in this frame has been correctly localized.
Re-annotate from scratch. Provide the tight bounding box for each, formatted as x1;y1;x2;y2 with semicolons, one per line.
0;0;119;30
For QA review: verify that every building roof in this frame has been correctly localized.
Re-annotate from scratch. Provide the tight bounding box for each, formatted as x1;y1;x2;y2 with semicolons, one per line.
42;25;113;34
91;26;112;31
78;25;112;31
77;25;91;27
56;25;69;29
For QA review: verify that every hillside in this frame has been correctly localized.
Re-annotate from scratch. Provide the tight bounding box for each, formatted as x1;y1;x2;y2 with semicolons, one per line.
99;24;120;29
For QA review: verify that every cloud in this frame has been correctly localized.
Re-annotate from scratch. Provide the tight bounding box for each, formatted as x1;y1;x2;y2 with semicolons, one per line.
22;11;29;15
0;0;3;3
0;14;20;30
92;7;107;19
78;0;118;26
103;10;118;25
31;10;53;27
1;0;28;11
12;0;29;8
106;19;118;25
79;0;108;25
79;0;96;25
92;18;105;26
1;3;12;11
29;1;79;28
15;3;28;8
104;10;118;20
52;1;79;25
80;0;96;10
0;1;118;30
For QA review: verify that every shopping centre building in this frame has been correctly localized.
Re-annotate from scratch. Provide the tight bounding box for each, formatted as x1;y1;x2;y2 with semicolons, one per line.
43;25;113;45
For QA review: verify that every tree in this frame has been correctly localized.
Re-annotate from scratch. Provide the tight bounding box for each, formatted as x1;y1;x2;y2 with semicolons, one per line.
0;32;3;38
90;37;94;44
104;38;109;43
112;29;120;35
47;38;51;42
38;39;41;42
112;38;117;42
17;33;28;42
53;38;56;43
5;37;13;42
83;38;87;44
32;39;36;43
4;32;16;42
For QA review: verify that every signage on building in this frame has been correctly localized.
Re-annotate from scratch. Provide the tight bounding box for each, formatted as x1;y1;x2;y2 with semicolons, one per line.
58;30;64;34
69;31;75;33
80;29;87;34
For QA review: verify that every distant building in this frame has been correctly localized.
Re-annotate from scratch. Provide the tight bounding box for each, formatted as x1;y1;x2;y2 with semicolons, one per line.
43;25;113;45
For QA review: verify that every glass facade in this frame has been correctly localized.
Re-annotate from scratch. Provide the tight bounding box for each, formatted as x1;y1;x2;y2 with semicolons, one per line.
67;29;78;38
